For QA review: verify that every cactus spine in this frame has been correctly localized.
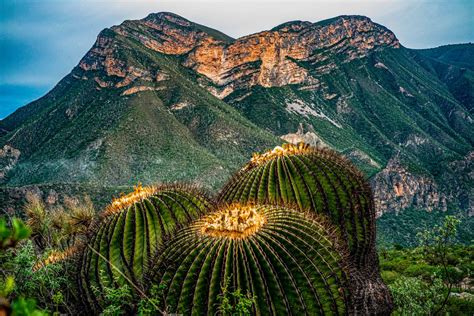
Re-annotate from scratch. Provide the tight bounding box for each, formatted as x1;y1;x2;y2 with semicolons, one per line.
79;185;213;311
148;204;350;315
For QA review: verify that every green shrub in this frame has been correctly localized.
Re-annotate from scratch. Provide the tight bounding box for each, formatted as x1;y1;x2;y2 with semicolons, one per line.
389;276;445;315
0;217;31;250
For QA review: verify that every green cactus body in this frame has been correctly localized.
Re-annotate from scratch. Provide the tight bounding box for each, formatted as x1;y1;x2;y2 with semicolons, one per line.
148;204;349;315
79;185;213;311
218;143;375;269
218;144;395;314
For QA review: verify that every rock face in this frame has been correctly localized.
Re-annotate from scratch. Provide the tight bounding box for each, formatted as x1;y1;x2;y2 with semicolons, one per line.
79;13;399;98
187;16;398;98
280;123;328;147
372;157;448;217
0;145;20;180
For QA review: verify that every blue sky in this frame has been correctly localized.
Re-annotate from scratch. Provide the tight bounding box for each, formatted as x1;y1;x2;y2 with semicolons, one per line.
1;0;473;119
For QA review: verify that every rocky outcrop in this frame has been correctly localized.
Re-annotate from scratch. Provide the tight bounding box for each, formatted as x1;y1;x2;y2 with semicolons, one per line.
280;123;328;147
0;145;20;181
121;85;165;96
447;151;474;216
371;157;447;217
186;16;399;98
78;13;399;99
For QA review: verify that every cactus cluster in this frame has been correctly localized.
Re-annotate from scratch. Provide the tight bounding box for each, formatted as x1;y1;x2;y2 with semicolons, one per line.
71;142;392;314
218;143;391;314
218;143;375;269
78;184;213;310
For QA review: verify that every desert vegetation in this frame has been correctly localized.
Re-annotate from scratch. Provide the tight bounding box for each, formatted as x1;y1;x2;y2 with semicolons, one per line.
1;143;472;315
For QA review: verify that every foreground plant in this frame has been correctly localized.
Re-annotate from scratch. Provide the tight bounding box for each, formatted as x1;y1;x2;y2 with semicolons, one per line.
148;204;350;315
79;184;213;312
0;218;49;315
218;143;392;314
416;215;461;314
0;217;31;250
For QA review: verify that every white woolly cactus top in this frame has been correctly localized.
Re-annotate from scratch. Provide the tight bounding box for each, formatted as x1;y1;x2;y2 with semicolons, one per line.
247;142;312;168
104;184;157;215
200;204;267;239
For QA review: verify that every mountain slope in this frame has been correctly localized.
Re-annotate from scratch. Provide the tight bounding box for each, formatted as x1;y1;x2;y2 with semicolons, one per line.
416;44;474;114
0;13;472;217
0;15;279;188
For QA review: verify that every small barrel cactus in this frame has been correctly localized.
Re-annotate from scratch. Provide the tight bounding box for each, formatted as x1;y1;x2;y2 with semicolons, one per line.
147;204;350;315
78;184;213;311
217;143;393;314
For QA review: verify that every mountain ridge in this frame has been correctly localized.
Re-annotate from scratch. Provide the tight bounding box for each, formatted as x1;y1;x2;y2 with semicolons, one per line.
0;13;472;219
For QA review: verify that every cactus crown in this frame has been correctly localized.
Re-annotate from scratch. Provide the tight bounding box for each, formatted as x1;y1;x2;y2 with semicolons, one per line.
247;142;312;169
200;204;267;239
104;183;157;216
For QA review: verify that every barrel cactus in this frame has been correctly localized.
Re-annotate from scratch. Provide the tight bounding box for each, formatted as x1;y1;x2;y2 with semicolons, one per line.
217;143;392;314
147;204;350;315
78;184;213;311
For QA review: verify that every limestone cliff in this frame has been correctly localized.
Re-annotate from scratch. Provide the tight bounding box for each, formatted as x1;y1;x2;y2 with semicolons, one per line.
371;157;448;217
79;13;399;98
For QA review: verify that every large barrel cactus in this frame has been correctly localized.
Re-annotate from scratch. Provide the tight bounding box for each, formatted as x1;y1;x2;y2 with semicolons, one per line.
78;184;213;311
217;143;392;314
147;204;350;315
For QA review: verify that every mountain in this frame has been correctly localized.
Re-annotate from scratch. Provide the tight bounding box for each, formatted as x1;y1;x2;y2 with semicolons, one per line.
416;43;474;116
0;13;472;219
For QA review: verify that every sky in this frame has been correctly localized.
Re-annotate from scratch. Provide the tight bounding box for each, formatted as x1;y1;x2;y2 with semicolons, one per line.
1;0;473;119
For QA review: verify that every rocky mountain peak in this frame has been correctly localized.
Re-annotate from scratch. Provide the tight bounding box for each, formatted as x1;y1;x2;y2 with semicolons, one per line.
144;12;193;27
78;12;400;99
271;20;313;32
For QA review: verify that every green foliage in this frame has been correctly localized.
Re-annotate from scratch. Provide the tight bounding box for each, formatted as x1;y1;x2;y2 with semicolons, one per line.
10;297;48;316
137;283;166;315
0;218;63;316
389;275;445;315
417;215;461;258
380;246;474;315
0;217;31;250
92;274;134;316
0;276;15;297
416;215;461;314
377;208;473;247
379;216;473;315
217;277;256;316
4;240;74;313
79;186;213;312
149;205;349;315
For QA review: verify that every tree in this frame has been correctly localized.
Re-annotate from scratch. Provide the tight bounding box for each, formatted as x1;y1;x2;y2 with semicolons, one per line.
416;215;461;315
